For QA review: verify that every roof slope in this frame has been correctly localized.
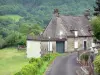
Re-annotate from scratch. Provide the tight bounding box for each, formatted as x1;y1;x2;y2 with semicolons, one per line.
42;15;93;39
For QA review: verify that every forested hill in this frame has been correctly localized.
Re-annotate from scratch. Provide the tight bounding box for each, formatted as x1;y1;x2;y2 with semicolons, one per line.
0;0;95;26
0;0;96;48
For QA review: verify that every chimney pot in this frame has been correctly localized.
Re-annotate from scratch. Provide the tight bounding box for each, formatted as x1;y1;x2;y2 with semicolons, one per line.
53;9;59;17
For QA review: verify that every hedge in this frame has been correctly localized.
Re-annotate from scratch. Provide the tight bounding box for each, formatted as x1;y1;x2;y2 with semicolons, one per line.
15;53;60;75
80;53;89;61
94;55;100;74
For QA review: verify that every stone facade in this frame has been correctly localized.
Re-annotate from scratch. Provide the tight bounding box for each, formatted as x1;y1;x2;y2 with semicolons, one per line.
40;37;93;53
41;41;56;54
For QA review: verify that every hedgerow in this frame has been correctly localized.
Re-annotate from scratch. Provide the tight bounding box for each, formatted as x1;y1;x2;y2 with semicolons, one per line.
94;55;100;74
15;53;59;75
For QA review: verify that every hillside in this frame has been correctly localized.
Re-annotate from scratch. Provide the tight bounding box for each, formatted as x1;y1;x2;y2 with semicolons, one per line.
0;0;96;48
0;15;22;22
0;0;95;26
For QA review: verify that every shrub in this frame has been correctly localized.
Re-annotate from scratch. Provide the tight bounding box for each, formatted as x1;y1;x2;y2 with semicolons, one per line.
15;72;21;75
42;53;60;61
29;58;43;68
94;55;100;74
15;53;60;75
21;62;38;75
29;58;38;63
80;53;89;61
42;54;50;61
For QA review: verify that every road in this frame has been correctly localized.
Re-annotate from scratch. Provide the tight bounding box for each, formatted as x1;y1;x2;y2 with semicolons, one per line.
46;52;80;75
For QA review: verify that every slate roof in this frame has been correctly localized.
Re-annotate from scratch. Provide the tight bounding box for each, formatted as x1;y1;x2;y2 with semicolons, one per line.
27;14;93;41
42;15;93;39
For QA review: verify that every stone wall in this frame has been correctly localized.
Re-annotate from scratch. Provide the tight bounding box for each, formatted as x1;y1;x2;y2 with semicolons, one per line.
78;37;93;50
67;37;93;51
40;37;93;53
67;38;74;52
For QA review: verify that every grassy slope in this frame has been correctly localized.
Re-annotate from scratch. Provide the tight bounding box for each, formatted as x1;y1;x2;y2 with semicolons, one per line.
0;47;28;75
0;15;22;22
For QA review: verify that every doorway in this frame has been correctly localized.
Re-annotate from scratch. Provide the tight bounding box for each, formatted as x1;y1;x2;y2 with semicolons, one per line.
56;41;65;53
84;41;87;50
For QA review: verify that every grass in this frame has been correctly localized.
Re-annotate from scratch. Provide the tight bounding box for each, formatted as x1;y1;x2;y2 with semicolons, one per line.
0;15;22;22
37;62;48;75
39;53;61;75
0;47;28;75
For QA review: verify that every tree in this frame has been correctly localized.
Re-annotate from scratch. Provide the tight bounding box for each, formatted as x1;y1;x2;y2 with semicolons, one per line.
91;17;100;40
5;32;19;46
31;24;43;35
94;0;100;16
94;55;100;74
17;35;26;45
0;35;6;48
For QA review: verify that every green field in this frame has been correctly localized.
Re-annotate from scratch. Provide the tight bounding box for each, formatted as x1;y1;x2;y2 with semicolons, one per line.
0;15;22;22
0;47;28;75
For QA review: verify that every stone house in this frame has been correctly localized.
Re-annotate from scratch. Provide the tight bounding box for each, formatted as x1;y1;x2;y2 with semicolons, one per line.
27;9;93;58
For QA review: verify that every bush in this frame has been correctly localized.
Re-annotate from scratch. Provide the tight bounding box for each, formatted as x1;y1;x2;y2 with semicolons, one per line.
42;54;50;61
15;53;60;75
15;72;21;75
94;55;100;74
80;53;89;61
0;38;6;48
29;58;43;68
15;62;38;75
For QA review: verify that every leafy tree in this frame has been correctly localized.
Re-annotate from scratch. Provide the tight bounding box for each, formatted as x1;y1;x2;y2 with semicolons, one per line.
17;35;26;45
94;55;100;74
5;32;19;46
91;16;100;40
94;0;100;16
32;24;43;35
0;0;96;48
0;35;6;48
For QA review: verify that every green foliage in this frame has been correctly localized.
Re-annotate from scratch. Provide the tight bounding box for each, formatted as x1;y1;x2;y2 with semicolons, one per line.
29;58;44;68
91;16;100;40
0;0;95;48
21;62;38;75
42;53;60;61
0;15;43;48
0;35;6;48
15;62;38;75
0;0;95;25
80;53;89;61
15;53;60;75
17;35;26;45
15;72;22;75
94;55;100;74
93;0;100;16
42;54;50;61
0;15;22;22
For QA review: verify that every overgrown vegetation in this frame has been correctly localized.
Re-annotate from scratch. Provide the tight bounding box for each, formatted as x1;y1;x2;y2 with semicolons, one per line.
91;0;100;40
0;0;96;48
94;55;100;74
91;16;100;40
93;0;100;16
80;53;89;66
0;47;28;75
15;53;60;75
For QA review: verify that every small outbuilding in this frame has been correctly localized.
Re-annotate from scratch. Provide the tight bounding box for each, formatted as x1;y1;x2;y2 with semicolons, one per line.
27;9;93;58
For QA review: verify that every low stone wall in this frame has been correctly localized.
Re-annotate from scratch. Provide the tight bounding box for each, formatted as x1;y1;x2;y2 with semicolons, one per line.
76;66;89;75
76;50;94;75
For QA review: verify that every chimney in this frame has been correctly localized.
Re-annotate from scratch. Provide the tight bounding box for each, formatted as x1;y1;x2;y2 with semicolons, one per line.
53;9;59;17
84;9;91;19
